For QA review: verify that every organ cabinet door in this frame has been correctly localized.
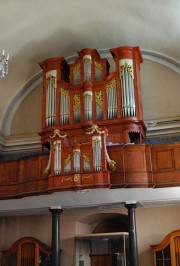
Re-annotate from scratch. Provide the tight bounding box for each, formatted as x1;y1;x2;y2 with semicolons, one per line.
151;230;180;266
1;237;52;266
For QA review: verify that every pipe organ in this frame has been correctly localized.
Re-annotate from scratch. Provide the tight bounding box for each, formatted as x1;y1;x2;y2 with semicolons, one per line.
39;46;146;191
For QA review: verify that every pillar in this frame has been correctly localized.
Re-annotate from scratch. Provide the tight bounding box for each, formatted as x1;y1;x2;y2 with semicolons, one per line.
49;207;63;266
125;203;139;266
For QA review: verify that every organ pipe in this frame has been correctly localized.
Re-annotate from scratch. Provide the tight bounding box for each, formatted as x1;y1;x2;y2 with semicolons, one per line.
84;91;92;121
60;88;70;125
92;136;102;172
73;149;81;173
83;55;92;82
64;154;71;174
106;79;118;119
53;140;61;176
46;71;56;127
95;91;103;120
83;153;90;172
73;94;81;123
120;59;136;117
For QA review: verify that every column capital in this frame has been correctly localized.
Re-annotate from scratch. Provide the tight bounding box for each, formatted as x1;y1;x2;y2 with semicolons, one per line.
124;202;138;210
49;207;63;215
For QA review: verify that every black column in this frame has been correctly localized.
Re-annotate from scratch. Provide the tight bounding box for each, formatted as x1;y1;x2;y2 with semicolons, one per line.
125;203;139;266
49;207;63;266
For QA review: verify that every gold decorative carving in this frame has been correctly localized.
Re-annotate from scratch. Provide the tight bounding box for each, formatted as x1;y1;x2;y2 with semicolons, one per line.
83;153;90;164
46;75;56;88
108;160;117;171
82;175;93;180
73;63;80;75
120;63;133;78
86;124;106;135
92;136;102;148
73;174;79;183
61;176;72;182
106;79;116;92
94;61;102;71
50;129;67;139
60;88;70;97
43;168;49;177
73;94;81;111
64;154;71;166
95;91;103;107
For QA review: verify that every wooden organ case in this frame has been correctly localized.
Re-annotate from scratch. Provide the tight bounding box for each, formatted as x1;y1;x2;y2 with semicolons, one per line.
39;46;146;191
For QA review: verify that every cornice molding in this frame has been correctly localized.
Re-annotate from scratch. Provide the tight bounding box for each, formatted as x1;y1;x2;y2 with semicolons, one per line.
0;134;41;153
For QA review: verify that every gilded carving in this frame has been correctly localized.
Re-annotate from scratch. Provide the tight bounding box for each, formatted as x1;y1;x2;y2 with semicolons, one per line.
108;160;117;171
82;175;93;180
83;153;90;164
60;88;70;97
120;63;133;78
61;176;72;182
73;63;80;75
86;124;106;135
73;174;79;183
73;94;81;111
46;75;56;88
95;91;103;107
64;154;71;166
50;129;67;139
94;61;102;71
106;79;116;92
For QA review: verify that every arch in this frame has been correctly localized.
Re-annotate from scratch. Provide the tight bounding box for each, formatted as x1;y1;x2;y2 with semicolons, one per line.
1;49;179;136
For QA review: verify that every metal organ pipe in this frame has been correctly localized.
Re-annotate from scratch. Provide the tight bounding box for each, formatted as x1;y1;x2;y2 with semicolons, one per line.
46;71;56;127
60;88;70;125
92;136;102;172
83;55;92;82
84;91;92;121
120;59;136;117
54;140;61;176
106;79;118;119
73;149;81;173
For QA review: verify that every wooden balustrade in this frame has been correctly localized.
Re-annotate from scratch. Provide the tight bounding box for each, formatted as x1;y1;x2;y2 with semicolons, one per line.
0;143;180;198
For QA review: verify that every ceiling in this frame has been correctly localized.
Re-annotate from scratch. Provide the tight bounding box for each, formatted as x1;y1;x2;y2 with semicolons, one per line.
0;0;180;214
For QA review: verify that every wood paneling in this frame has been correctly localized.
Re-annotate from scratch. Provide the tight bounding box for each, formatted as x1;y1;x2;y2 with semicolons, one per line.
0;143;180;198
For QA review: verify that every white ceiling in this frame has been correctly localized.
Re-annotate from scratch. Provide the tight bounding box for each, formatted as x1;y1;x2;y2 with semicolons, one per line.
0;0;180;214
1;0;180;127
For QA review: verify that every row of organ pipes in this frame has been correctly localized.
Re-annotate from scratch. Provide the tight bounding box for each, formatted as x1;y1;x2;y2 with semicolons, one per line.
44;126;115;177
44;57;137;127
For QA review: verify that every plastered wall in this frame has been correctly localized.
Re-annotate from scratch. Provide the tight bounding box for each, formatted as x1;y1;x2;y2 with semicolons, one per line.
0;205;180;266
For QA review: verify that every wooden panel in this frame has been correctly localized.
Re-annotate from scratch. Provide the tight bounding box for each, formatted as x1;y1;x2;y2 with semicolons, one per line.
153;171;180;184
3;161;19;184
152;147;175;171
124;146;146;171
24;157;39;181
